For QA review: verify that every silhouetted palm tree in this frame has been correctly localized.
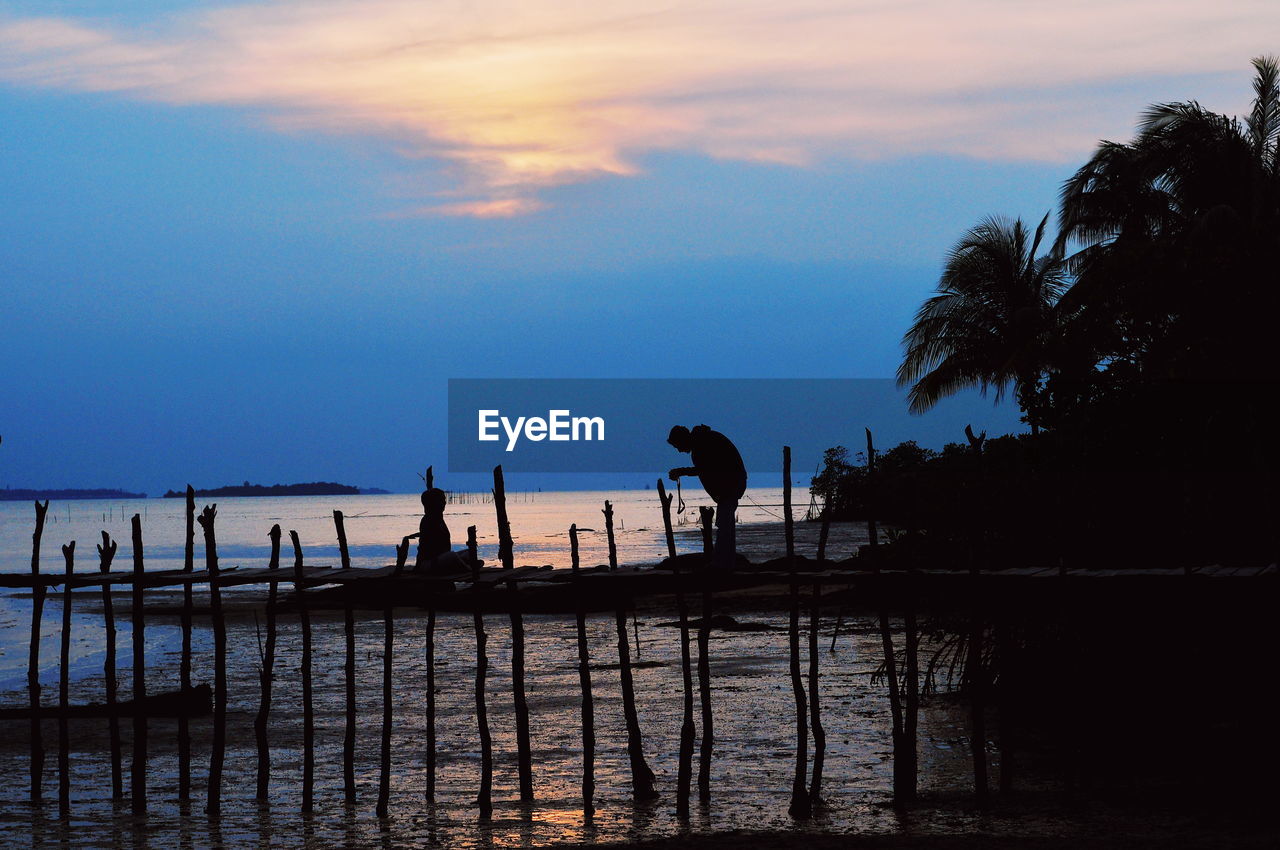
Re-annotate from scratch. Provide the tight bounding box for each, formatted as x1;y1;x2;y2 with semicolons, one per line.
1057;55;1280;381
897;214;1067;426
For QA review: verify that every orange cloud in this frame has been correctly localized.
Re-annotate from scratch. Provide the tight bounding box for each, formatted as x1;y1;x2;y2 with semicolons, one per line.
2;1;1277;215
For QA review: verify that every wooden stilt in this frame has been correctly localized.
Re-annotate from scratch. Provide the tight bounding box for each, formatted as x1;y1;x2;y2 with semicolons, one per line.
697;505;715;803
902;575;920;802
808;577;827;802
785;448;811;818
493;466;534;801
199;505;226;817
58;541;74;818
660;480;695;814
606;500;658;801
335;510;357;806
290;530;314;815
255;525;282;802
966;425;989;806
376;601;394;818
997;619;1015;795
29;499;49;804
468;526;493;818
817;509;831;563
130;514;147;817
97;532;122;800
179;485;194;801
425;606;436;803
571;525;595;813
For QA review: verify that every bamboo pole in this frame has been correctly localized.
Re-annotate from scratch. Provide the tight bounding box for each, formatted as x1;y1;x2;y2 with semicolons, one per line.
425;604;437;803
290;530;314;814
179;485;194;801
58;541;74;818
130;514;147;816
571;524;595;813
659;480;695;814
29;499;49;804
966;425;989;805
376;600;394;818
697;505;715;803
493;466;534;801
335;510;357;806
784;448;811;818
468;525;493;818
606;500;658;801
199;505;226;817
255;525;282;801
97;532;122;800
809;577;827;802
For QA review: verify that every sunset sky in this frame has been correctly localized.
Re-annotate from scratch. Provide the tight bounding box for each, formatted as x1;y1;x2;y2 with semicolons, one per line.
2;0;1277;492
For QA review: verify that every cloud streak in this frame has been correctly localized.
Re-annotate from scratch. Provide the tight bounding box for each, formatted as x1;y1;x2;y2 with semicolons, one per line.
2;0;1277;215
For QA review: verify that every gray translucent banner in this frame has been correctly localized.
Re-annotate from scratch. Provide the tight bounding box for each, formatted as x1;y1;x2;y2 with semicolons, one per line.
447;378;1020;474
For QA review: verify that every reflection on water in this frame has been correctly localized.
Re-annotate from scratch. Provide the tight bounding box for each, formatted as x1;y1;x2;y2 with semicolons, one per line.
0;608;980;849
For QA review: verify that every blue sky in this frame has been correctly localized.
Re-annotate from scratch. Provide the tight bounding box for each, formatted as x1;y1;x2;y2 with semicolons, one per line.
1;1;1276;493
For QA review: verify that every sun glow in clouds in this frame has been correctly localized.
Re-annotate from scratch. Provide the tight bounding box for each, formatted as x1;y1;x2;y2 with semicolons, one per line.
2;0;1277;216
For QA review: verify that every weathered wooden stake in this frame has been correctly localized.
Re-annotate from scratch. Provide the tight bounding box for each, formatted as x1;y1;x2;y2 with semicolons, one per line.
468;525;493;818
179;485;195;801
334;510;357;806
97;531;122;800
697;505;715;803
130;514;147;816
785;448;811;818
376;601;394;818
902;574;920;802
290;530;315;814
199;505;226;817
29;499;49;804
425;605;437;803
571;524;595;813
966;425;989;805
817;509;831;563
809;578;827;802
493;465;534;801
255;524;282;801
606;499;658;801
58;541;74;818
660;480;696;814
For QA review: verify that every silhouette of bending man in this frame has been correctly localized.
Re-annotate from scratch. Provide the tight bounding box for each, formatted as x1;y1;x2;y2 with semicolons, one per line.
668;424;747;570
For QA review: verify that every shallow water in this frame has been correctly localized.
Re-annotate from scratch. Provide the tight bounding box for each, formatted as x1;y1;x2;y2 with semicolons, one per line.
0;607;979;849
0;490;978;848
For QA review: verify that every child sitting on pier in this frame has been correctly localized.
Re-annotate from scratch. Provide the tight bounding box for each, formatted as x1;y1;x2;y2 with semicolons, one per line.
413;488;480;574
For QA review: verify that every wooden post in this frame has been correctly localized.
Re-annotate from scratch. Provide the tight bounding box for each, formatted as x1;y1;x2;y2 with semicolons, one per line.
29;499;49;804
809;577;827;802
784;447;811;818
966;425;989;805
997;619;1015;795
255;525;282;801
697;505;715;803
290;530;314;814
425;605;437;803
97;532;122;800
130;514;147;816
334;510;357;805
58;541;74;818
660;480;696;814
376;600;394;818
817;511;831;563
493;466;534;801
571;525;595;813
179;485;195;801
199;505;226;817
468;525;493;818
606;500;658;801
902;574;920;802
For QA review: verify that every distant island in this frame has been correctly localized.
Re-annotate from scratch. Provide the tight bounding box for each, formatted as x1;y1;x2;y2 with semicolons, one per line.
164;481;370;498
0;487;148;501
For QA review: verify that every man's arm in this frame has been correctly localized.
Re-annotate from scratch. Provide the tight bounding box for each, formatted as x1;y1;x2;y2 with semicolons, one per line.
668;466;698;481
